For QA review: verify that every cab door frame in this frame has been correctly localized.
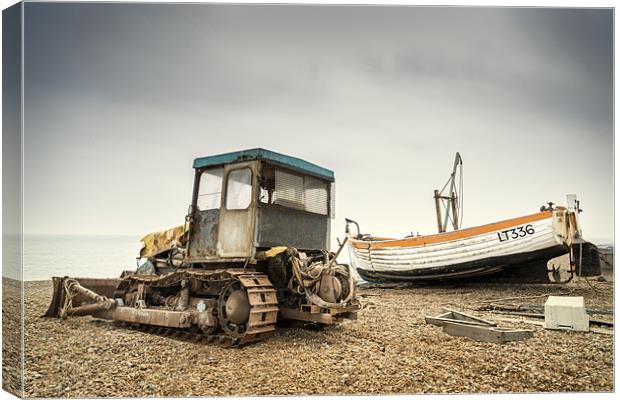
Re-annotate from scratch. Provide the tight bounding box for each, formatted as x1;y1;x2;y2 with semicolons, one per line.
186;166;224;261
216;160;258;258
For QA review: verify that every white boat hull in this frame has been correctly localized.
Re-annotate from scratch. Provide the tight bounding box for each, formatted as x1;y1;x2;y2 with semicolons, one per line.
348;209;580;282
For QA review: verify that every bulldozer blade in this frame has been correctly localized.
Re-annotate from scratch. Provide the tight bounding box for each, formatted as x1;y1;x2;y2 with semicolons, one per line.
43;277;123;318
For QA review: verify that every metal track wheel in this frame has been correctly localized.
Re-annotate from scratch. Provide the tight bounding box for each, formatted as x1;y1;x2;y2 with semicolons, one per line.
218;280;251;338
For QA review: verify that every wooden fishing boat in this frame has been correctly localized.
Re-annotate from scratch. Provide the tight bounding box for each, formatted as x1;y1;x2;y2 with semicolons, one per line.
347;207;582;282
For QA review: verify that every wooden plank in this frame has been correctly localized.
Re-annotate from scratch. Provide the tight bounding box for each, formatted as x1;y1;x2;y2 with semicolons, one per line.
590;327;614;336
501;329;535;342
489;311;546;319
442;308;497;326
443;322;504;344
426;309;496;327
424;312;452;327
490;311;614;327
442;321;533;344
496;315;614;329
495;317;544;326
496;317;613;335
426;316;495;327
586;308;614;316
590;318;614;327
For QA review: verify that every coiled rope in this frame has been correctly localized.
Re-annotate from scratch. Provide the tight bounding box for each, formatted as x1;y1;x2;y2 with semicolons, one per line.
287;248;355;309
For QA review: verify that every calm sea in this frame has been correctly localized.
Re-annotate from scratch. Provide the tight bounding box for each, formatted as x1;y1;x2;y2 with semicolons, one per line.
23;235;143;281
4;234;613;282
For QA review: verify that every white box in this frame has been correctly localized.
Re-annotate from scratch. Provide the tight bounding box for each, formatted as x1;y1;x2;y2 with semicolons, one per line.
543;296;590;332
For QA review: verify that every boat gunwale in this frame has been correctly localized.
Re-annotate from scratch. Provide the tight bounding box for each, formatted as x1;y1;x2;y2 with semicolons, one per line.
351;222;555;258
351;229;558;269
349;210;555;250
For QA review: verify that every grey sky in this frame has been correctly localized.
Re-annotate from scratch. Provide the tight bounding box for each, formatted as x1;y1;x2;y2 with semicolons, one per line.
23;4;613;245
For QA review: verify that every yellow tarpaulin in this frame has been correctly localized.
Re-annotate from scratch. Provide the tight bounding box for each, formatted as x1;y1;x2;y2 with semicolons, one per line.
139;224;187;258
265;246;288;258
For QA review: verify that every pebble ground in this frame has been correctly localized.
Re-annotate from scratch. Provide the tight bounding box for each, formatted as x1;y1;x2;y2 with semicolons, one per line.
10;278;614;398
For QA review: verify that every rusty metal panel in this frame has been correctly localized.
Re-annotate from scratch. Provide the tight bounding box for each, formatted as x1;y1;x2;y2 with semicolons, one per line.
188;209;219;259
94;307;193;328
256;204;329;251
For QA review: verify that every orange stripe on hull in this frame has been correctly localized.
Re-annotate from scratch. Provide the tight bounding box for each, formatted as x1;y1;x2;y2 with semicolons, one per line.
350;211;553;250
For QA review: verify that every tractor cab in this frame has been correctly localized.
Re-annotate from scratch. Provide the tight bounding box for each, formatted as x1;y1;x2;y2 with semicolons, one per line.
186;148;335;263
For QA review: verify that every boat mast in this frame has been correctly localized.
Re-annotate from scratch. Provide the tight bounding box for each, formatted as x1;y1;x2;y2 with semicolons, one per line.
434;152;463;233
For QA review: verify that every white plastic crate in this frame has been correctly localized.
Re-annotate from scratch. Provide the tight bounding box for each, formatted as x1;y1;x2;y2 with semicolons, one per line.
543;296;589;332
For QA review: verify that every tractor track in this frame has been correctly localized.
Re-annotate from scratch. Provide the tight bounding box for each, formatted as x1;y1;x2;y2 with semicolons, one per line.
115;268;279;347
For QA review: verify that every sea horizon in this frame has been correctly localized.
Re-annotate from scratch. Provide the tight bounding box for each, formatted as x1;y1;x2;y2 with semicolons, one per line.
1;233;614;282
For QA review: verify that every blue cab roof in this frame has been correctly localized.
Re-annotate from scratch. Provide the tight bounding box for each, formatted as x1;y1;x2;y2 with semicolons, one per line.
192;148;335;182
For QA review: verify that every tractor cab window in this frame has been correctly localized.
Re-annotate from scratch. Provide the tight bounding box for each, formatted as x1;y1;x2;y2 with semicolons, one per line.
259;165;329;215
274;170;304;209
303;176;328;215
226;168;252;210
197;167;223;211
